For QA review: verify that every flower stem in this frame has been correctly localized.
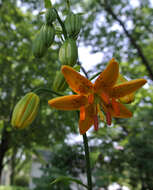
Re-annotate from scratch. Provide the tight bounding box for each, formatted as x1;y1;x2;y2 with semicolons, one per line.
83;133;92;190
66;0;70;11
53;8;67;40
33;87;63;96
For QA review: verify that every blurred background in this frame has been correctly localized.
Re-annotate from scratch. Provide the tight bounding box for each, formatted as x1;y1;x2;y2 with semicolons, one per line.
0;0;153;189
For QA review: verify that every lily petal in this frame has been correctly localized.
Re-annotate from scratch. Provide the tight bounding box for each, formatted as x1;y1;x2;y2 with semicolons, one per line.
111;102;133;118
110;79;147;98
48;95;88;110
94;58;119;93
79;104;95;134
119;92;135;104
80;106;85;120
62;65;93;95
112;98;120;116
103;102;132;118
116;74;135;103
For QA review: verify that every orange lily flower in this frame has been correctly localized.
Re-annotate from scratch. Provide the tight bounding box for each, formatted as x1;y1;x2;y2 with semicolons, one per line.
48;58;147;134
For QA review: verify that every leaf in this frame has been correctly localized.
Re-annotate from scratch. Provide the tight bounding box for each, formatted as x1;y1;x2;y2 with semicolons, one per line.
74;65;81;72
51;176;88;189
39;11;46;15
44;0;52;9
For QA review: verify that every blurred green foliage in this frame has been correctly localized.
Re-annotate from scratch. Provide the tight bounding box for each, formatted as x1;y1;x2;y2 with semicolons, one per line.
0;186;28;190
33;144;85;190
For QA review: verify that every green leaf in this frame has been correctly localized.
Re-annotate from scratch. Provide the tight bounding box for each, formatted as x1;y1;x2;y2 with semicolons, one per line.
44;0;52;9
74;65;81;72
39;11;46;15
51;176;88;189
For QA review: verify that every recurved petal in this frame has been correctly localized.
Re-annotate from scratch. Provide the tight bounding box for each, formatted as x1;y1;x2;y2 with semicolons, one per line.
94;58;119;93
111;102;133;118
119;92;135;104
48;95;88;110
62;65;93;95
102;102;132;118
79;104;95;134
110;79;147;98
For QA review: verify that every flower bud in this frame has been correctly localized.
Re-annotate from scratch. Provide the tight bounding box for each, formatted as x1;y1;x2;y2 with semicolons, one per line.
11;92;40;129
53;70;68;92
32;30;47;58
32;24;55;58
41;24;55;48
64;12;82;39
45;8;57;25
59;38;78;66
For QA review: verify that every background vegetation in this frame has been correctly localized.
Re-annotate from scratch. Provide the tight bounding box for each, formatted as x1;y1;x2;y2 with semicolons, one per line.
0;0;153;189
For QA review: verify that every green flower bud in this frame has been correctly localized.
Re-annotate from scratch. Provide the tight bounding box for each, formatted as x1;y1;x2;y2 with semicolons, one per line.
32;30;47;58
41;24;55;48
11;92;40;129
59;38;78;66
45;8;57;25
53;70;68;92
64;12;82;39
32;24;55;58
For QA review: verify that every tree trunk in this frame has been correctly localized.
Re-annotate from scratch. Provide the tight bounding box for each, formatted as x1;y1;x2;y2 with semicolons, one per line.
10;147;17;185
0;125;10;184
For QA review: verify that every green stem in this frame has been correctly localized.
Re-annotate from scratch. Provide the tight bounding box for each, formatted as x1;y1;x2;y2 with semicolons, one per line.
44;0;52;8
66;0;70;10
83;133;92;190
89;71;101;81
33;87;63;96
53;8;67;40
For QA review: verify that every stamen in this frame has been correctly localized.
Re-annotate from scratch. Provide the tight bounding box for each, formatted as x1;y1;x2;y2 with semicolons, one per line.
80;106;85;120
88;94;94;104
106;112;112;125
101;92;110;105
94;115;98;131
112;98;120;116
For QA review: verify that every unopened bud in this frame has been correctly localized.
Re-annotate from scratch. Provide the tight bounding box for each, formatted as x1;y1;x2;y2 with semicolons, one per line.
64;12;82;39
45;8;57;25
11;92;40;129
59;38;78;66
53;70;68;92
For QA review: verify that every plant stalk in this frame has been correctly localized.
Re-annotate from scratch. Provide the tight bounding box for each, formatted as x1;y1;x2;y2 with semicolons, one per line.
83;133;92;190
53;8;67;40
33;87;63;96
66;0;70;11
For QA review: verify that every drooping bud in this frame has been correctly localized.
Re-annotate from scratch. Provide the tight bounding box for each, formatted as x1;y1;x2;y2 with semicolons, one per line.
53;70;68;92
11;92;40;129
41;24;55;48
64;12;82;39
59;38;78;66
45;8;57;25
32;24;55;58
32;30;47;58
